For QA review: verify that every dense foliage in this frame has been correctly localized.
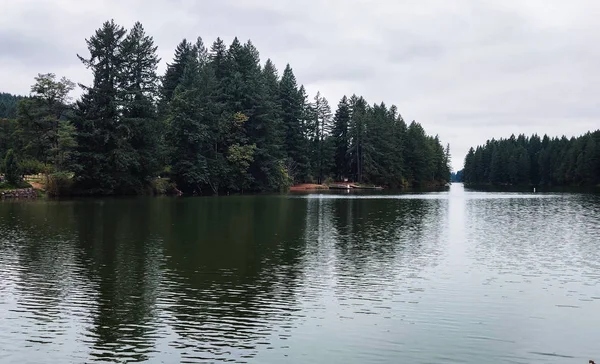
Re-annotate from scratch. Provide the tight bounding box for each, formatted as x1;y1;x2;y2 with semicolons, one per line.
0;93;26;119
0;20;451;195
463;132;600;186
451;170;463;183
3;149;21;185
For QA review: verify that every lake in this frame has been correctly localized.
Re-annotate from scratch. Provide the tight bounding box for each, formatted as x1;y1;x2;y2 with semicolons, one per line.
1;184;599;363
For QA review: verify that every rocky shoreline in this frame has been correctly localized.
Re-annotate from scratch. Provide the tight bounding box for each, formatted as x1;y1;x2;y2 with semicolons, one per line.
0;188;38;200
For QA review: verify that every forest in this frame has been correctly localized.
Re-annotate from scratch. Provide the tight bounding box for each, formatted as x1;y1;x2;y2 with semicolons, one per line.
463;131;600;187
0;20;451;195
0;93;25;119
450;170;463;183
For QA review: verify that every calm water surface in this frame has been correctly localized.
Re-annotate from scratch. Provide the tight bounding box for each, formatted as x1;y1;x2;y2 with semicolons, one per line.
0;184;599;363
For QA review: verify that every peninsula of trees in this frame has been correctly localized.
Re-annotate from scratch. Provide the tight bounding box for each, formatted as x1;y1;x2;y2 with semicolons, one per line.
1;20;451;196
463;132;600;187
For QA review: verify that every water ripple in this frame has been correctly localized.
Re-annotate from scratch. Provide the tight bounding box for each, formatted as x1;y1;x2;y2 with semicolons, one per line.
0;188;599;363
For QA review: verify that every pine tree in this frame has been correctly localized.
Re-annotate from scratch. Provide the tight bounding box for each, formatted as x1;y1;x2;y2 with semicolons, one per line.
279;65;309;182
3;149;21;185
167;58;209;194
311;91;332;184
404;121;432;186
254;59;288;190
389;111;407;186
332;96;351;180
464;148;475;184
52;120;78;172
361;102;382;184
444;144;452;177
348;95;367;182
159;39;193;115
209;38;229;81
73;20;128;194
120;21;161;187
0;119;17;163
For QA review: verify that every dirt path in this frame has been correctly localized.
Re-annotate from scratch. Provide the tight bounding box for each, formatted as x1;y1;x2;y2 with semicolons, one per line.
28;181;45;191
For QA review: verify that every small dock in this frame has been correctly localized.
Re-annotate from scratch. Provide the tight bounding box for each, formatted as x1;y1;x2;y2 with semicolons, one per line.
349;184;383;190
328;184;351;190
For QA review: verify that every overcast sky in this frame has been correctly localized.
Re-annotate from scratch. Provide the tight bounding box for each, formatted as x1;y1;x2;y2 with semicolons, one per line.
2;0;599;171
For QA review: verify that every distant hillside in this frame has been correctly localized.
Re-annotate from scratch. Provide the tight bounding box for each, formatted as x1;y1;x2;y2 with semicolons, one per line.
451;170;463;182
0;92;26;119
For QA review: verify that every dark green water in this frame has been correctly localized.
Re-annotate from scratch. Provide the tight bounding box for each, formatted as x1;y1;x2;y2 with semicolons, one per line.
1;184;599;363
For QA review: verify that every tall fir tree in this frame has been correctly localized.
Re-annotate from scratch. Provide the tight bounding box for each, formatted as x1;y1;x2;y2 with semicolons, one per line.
332;96;351;180
254;59;288;190
348;95;367;182
166;56;209;194
159;39;193;115
119;21;161;188
279;65;309;182
73;20;128;194
310;91;332;184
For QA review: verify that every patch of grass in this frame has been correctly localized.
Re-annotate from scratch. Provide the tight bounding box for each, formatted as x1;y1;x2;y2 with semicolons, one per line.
0;180;32;191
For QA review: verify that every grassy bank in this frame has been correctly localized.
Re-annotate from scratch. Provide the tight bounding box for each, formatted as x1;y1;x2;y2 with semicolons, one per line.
0;180;32;192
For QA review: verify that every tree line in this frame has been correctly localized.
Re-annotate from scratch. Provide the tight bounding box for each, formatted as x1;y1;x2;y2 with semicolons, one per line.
451;170;463;183
1;20;451;195
0;93;25;119
463;131;600;186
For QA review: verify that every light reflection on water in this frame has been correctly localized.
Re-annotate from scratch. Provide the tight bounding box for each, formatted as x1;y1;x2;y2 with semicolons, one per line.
0;184;598;363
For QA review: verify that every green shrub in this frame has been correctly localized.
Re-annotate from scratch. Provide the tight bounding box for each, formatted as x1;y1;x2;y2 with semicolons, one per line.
0;180;31;190
46;172;73;197
276;160;293;192
151;177;177;195
3;149;21;185
21;159;53;175
160;165;172;178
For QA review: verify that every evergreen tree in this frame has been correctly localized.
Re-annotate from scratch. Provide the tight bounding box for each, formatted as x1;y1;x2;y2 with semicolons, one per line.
3;149;21;185
361;102;385;184
464;148;475;184
52;120;78;172
73;20;130;194
255;59;288;190
279;65;309;182
209;38;229;81
166;56;209;194
332;96;351;180
389;111;407;186
404;121;432;186
311;91;332;184
159;39;193;114
348;95;367;182
0;119;17;162
119;21;161;187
